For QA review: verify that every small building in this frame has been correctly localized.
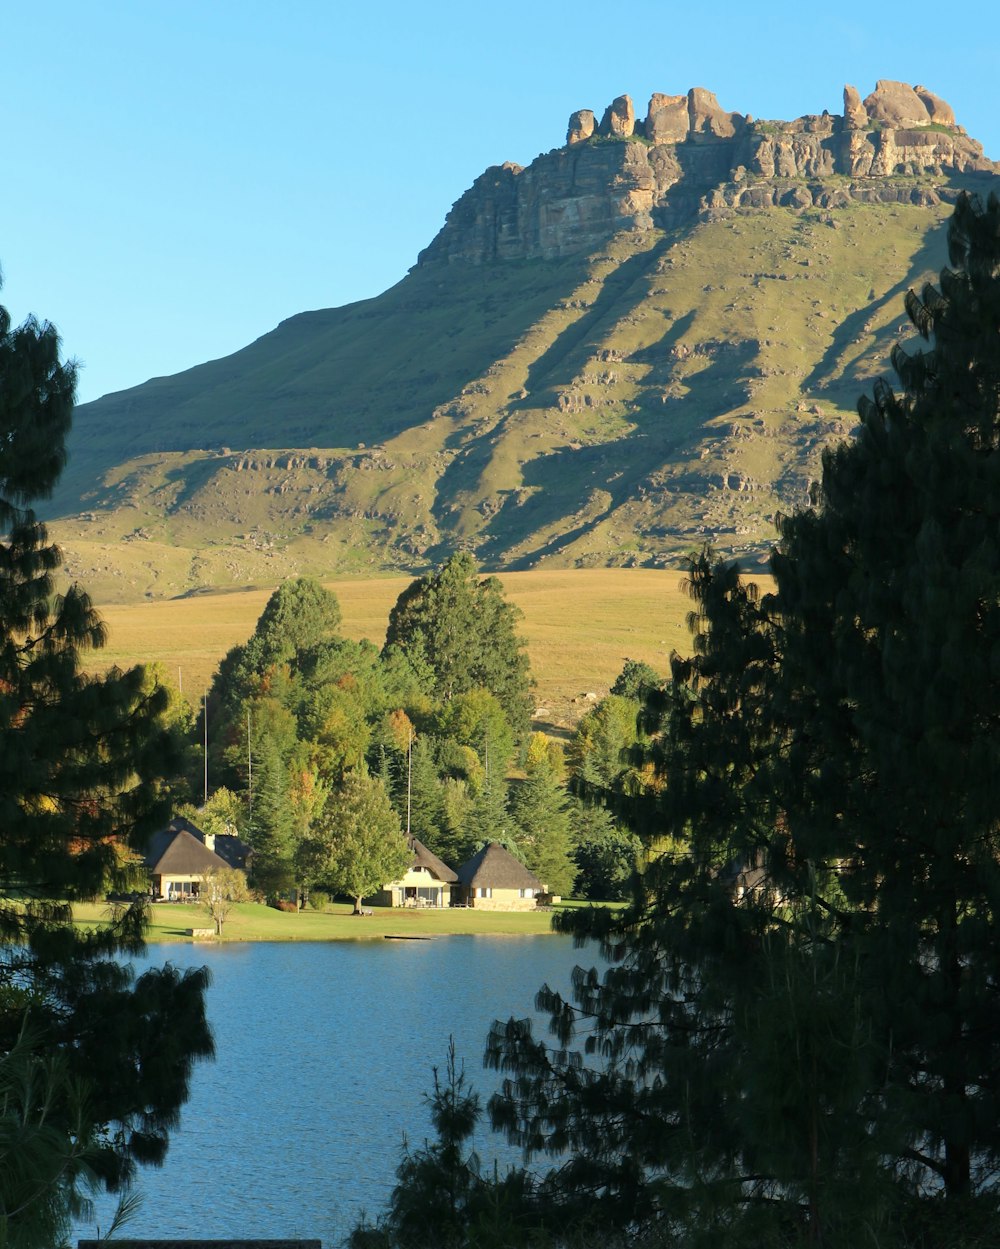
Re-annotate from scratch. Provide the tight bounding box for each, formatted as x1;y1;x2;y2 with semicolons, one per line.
455;842;543;911
144;816;251;900
376;836;458;908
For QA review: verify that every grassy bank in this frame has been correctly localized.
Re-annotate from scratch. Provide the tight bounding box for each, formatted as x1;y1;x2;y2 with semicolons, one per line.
71;899;594;943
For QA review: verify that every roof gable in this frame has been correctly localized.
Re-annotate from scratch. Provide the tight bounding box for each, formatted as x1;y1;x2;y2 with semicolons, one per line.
144;827;233;875
455;842;543;890
409;836;458;883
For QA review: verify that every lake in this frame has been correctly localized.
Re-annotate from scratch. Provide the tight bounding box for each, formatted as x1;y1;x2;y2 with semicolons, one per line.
78;935;598;1246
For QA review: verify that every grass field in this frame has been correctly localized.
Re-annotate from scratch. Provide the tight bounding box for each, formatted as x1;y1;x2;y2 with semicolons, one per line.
72;898;591;942
80;567;772;725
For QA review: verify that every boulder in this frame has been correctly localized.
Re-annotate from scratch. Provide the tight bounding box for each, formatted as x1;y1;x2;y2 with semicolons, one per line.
599;95;635;138
687;87;742;139
914;85;956;127
645;92;689;143
863;80;931;128
843;84;868;130
567;109;596;145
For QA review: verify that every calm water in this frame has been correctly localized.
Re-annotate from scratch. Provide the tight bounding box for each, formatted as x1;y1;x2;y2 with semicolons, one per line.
78;936;596;1246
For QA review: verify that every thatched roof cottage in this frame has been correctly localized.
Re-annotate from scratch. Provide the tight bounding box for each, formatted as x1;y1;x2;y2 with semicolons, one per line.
143;816;250;900
455;842;543;911
376;835;459;908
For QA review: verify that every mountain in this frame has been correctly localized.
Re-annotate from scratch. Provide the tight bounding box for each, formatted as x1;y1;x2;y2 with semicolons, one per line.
52;80;999;602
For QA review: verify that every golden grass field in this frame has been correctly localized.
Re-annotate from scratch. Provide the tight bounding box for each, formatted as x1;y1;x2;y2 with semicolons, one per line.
81;568;771;725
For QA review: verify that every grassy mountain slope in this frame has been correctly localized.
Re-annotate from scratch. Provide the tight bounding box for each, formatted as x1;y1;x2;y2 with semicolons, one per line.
51;197;964;602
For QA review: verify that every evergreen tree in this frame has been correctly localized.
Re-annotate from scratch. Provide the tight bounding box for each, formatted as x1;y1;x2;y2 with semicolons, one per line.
0;295;211;1226
407;735;447;852
463;774;514;864
569;801;639;901
509;762;574;896
384;553;534;738
485;194;1000;1244
245;729;297;898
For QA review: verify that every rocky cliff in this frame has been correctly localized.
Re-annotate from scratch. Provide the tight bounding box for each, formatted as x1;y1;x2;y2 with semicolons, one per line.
56;80;1000;601
419;81;996;265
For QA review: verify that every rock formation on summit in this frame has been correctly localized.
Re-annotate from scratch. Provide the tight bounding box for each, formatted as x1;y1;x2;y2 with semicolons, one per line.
419;81;996;266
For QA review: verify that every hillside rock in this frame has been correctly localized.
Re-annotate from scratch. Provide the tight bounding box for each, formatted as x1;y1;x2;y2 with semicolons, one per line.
567;109;596;144
687;87;744;139
420;80;996;266
915;85;956;127
599;95;635;138
843;84;867;130
645;93;688;143
863;80;931;128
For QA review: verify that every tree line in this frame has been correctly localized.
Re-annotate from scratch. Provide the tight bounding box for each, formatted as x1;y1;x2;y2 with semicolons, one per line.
191;554;652;909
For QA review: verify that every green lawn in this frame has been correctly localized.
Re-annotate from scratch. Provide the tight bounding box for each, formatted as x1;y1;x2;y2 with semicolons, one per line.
71;899;611;943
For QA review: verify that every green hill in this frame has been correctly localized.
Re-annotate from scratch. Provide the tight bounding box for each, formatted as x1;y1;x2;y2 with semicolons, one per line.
50;82;1000;602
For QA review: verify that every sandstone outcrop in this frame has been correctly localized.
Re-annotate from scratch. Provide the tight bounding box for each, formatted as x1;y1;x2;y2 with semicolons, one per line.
420;81;998;267
567;109;596;145
599;94;635;138
843;85;868;130
863;79;934;128
645;93;688;143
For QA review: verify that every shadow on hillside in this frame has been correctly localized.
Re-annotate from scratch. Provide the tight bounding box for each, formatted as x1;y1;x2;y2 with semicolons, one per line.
801;224;948;396
513;239;672;405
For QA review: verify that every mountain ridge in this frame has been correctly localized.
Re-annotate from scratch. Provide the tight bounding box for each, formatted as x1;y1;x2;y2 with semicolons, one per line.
52;81;1000;603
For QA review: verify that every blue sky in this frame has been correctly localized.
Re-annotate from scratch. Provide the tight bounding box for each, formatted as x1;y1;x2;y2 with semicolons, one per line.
2;1;996;404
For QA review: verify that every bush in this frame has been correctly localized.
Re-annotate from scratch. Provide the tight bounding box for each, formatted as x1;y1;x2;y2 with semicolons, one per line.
309;891;330;911
270;898;298;913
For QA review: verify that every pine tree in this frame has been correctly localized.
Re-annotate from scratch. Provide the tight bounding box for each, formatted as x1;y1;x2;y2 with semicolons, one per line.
384;553;534;738
246;728;297;899
0;296;212;1225
509;762;574;896
485;193;1000;1244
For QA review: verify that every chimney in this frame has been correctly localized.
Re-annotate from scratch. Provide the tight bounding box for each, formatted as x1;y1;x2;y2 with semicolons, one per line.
204;831;216;853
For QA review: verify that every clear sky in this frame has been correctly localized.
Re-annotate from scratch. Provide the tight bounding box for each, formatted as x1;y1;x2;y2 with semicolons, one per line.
2;1;996;404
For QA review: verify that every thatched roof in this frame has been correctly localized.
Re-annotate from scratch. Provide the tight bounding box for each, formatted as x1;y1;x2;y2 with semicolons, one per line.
144;824;231;876
455;842;542;890
409;836;458;883
212;832;252;870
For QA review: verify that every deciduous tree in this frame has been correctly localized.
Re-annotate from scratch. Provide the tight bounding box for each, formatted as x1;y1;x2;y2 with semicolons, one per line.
306;773;411;914
201;865;251;936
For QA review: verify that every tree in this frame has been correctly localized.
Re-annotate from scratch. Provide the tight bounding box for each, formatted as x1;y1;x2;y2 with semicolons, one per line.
245;725;297;899
485;194;1000;1245
565;694;643;793
509;760;574;896
349;1041;541;1249
214;577;342;706
384;553;534;739
306;773;411;914
201;865;251;936
434;688;515;781
569;801;639;900
462;772;513;865
609;657;662;701
0;296;212;1229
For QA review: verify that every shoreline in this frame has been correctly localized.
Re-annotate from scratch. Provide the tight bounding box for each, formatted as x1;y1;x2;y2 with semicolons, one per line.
72;899;603;944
